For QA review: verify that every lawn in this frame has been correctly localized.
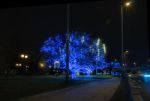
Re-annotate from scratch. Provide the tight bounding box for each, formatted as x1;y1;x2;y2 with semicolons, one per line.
0;75;112;101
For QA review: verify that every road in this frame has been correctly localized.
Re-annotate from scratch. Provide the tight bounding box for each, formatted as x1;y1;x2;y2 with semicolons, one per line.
129;74;150;101
19;78;120;101
140;77;150;101
110;74;133;101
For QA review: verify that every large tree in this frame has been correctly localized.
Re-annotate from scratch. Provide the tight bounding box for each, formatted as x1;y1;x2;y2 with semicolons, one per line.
40;32;108;74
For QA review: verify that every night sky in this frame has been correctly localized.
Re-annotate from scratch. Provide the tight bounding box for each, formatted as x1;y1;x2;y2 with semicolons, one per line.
0;0;148;66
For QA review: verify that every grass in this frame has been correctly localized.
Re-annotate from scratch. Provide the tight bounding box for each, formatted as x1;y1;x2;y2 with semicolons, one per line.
0;75;112;101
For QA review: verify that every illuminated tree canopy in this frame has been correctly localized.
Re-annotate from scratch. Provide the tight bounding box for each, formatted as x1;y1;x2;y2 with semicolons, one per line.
40;32;108;74
111;59;121;69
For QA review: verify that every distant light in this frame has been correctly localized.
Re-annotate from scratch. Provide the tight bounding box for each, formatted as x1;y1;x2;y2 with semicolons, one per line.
128;74;132;77
124;50;129;53
133;62;136;66
125;2;131;7
26;66;29;68
96;38;100;47
24;55;28;59
20;54;25;58
81;36;85;43
18;64;22;67
103;44;106;54
39;62;45;68
144;74;150;77
16;63;22;67
15;63;19;67
48;65;52;68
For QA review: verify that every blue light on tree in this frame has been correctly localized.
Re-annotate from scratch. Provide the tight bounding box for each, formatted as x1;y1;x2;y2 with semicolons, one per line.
111;59;121;68
40;32;108;75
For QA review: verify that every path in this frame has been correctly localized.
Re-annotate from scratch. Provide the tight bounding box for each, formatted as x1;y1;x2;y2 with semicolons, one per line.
19;78;120;101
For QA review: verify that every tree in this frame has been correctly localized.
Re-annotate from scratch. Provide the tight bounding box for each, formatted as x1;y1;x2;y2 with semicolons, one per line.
40;32;108;75
40;34;66;68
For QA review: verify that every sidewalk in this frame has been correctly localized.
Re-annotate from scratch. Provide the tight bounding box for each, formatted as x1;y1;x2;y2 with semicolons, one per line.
128;78;144;101
19;78;120;101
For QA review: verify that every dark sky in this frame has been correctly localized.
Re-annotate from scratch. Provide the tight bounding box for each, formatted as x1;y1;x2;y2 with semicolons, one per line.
0;0;148;66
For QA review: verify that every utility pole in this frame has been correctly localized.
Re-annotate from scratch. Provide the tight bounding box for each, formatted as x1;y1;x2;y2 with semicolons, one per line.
65;3;70;83
121;0;124;71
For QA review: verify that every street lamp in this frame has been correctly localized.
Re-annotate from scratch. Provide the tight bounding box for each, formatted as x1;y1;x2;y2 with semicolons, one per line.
123;50;129;68
121;0;132;70
125;2;131;7
20;54;25;58
15;63;22;67
24;55;28;59
20;53;29;59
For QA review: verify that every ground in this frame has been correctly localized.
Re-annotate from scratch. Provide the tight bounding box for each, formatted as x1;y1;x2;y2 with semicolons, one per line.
110;74;133;101
0;75;112;101
19;77;120;101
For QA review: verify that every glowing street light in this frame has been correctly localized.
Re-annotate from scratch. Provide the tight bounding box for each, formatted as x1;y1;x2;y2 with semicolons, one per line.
15;63;19;67
20;54;25;58
39;63;45;68
20;53;29;59
125;50;129;53
125;2;131;7
15;63;22;67
24;55;28;59
18;63;22;67
121;0;132;70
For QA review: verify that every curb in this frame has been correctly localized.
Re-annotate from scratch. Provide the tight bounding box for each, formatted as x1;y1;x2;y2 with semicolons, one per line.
128;78;144;101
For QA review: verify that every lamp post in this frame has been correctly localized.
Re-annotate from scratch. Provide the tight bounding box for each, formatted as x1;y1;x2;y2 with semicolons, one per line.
65;3;70;83
121;0;132;70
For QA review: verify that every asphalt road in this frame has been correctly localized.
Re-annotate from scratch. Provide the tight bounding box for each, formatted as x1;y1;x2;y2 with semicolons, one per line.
140;77;150;101
19;78;120;101
129;75;150;101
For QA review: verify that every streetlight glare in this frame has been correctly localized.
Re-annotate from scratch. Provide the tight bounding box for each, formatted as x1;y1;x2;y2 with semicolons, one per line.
15;63;22;67
39;63;45;68
125;2;131;7
20;54;25;58
20;53;29;59
125;50;129;53
19;64;22;67
24;55;28;59
15;63;19;67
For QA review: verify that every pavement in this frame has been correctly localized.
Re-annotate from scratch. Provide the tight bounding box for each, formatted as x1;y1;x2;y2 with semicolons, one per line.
19;78;120;101
128;77;144;101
